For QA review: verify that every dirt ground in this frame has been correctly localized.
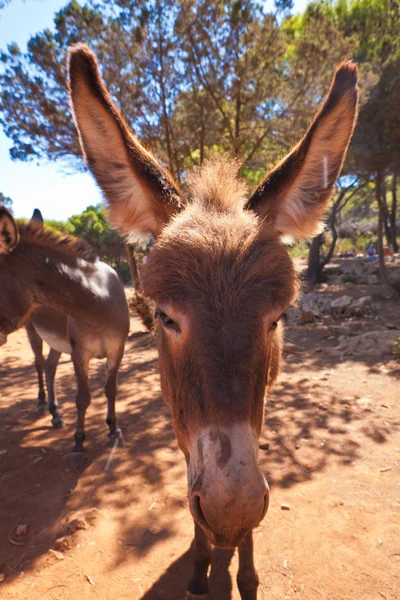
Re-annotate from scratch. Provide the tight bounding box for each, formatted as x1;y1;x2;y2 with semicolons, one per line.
1;258;400;600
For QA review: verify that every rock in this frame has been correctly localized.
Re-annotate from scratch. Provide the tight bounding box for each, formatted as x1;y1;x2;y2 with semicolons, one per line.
300;301;320;324
354;296;373;309
48;549;64;560
301;292;319;304
259;442;270;450
328;275;343;285
62;516;88;536
340;264;354;274
286;306;301;325
350;295;373;317
148;524;163;535
16;524;28;536
326;325;352;338
299;309;315;324
367;275;379;285
331;330;400;359
283;341;296;355
330;295;353;318
54;536;71;552
331;295;353;310
281;503;291;511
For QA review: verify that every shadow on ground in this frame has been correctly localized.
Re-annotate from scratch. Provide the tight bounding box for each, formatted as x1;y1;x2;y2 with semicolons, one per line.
0;304;399;590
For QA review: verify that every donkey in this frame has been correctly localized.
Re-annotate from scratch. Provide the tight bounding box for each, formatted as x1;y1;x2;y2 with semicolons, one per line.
67;44;358;598
22;210;70;421
0;207;130;466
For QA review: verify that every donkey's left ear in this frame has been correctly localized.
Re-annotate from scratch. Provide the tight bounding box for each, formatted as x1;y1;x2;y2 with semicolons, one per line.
0;207;19;254
247;62;359;240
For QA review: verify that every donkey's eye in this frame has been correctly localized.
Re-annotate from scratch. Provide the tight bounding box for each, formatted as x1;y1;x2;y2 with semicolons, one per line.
156;309;175;328
268;313;284;333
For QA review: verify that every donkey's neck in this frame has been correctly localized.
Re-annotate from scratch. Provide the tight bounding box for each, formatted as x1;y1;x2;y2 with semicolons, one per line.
23;244;111;324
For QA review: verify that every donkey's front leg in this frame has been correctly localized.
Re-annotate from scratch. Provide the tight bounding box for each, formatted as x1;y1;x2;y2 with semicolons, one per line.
237;531;259;600
104;353;125;446
70;351;91;467
25;321;46;414
186;522;212;599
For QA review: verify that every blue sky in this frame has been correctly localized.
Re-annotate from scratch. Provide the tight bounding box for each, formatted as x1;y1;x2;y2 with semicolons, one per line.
0;0;309;221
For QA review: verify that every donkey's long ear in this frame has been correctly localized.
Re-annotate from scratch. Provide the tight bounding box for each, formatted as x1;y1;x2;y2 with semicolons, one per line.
68;44;182;239
28;208;44;232
0;207;19;254
247;62;359;240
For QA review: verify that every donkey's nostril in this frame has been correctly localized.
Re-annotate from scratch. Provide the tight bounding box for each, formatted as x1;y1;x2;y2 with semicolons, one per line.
192;495;212;531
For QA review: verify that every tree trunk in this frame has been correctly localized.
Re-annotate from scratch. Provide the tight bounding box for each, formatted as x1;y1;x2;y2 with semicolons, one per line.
307;233;323;285
376;170;398;297
321;219;338;270
156;1;175;176
391;171;398;252
382;177;392;246
124;243;141;289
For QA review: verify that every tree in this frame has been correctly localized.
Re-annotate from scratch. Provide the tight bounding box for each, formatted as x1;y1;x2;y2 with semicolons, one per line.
307;179;368;284
0;192;13;211
352;60;400;296
0;0;356;183
66;203;124;264
303;0;400;283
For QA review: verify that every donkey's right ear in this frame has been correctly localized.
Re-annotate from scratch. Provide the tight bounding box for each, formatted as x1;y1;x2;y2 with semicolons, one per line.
0;207;19;254
29;208;44;232
68;44;182;239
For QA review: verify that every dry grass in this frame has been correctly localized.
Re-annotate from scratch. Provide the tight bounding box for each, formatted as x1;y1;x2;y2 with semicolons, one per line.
129;291;154;331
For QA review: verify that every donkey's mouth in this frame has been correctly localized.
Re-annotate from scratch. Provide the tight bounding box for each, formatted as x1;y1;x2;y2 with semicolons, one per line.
211;528;248;549
191;496;258;549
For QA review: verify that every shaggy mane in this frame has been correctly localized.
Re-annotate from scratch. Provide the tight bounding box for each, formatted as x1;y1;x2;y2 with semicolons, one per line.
17;222;97;262
186;159;248;211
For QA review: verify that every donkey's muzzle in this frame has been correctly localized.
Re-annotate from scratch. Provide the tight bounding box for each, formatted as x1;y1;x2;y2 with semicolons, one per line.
188;423;269;548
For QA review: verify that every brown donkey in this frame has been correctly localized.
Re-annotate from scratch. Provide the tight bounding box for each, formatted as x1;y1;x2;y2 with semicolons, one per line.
0;207;130;466
67;44;358;599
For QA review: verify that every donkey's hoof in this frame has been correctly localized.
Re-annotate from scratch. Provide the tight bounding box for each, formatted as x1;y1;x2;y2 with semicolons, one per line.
70;451;85;468
185;593;208;600
37;405;47;416
109;430;125;447
52;416;65;429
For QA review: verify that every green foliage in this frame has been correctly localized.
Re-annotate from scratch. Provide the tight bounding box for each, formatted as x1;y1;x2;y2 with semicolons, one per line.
44;219;74;235
0;0;357;180
0;192;13;211
288;242;309;259
393;337;400;358
66;203;122;263
2;0;400;273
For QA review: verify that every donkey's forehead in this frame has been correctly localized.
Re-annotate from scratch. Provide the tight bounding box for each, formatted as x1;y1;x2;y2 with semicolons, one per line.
141;206;297;311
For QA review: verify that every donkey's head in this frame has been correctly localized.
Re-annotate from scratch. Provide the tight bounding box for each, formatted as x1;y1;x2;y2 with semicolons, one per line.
68;45;358;548
0;207;41;344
